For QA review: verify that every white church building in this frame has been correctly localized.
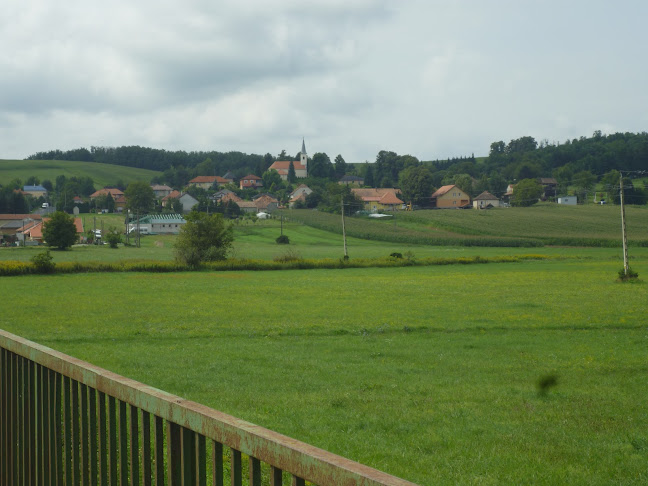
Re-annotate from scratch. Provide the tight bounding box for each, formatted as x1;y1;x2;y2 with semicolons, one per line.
268;139;308;180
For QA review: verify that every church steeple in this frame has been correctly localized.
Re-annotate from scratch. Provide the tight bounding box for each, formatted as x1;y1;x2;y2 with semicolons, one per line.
300;138;308;175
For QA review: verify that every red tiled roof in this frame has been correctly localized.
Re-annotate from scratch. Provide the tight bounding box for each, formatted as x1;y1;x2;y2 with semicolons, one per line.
90;188;124;199
0;214;43;221
220;193;242;203
430;185;456;198
379;192;404;205
351;188;401;202
241;174;262;180
162;190;182;202
474;191;498;201
269;161;306;172
189;176;228;184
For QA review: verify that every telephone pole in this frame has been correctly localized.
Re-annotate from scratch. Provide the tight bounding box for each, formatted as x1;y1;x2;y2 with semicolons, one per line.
620;172;629;276
341;198;348;259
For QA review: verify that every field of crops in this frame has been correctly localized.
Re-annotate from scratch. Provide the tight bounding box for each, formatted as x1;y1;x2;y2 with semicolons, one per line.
2;255;647;485
0;159;160;189
289;204;648;247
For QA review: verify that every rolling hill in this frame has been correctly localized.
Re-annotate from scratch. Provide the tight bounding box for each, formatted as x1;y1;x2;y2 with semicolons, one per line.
0;159;161;189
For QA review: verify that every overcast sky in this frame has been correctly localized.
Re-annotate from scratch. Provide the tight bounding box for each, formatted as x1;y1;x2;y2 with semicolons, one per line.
2;0;647;162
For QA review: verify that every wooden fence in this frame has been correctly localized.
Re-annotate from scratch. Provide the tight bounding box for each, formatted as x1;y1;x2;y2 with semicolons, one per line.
0;330;418;486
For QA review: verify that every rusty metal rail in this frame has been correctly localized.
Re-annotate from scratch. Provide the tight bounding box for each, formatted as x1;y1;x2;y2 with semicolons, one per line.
0;330;418;486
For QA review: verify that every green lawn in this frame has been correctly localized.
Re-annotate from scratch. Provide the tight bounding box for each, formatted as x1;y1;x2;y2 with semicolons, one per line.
0;159;160;189
2;256;647;485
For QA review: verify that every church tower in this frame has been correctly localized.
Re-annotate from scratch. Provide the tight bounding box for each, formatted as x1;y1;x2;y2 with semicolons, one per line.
300;138;308;175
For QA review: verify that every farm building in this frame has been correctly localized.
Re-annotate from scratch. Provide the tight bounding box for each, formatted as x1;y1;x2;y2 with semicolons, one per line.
431;185;470;208
473;191;500;209
351;188;404;212
131;214;186;234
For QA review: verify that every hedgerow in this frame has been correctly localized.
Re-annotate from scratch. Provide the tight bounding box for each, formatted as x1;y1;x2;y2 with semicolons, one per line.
0;254;549;276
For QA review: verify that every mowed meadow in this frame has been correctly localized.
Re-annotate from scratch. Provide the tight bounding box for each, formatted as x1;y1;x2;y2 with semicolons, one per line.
1;206;648;484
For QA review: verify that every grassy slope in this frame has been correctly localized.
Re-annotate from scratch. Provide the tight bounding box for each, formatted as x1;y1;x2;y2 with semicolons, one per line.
398;204;648;240
2;258;647;485
289;204;648;246
0;159;161;188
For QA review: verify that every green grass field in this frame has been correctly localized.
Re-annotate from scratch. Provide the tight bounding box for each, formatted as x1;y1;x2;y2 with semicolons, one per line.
2;255;647;485
2;209;647;484
0;159;160;189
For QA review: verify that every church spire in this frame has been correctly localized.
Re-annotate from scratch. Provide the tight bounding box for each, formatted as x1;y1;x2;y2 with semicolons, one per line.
300;138;308;175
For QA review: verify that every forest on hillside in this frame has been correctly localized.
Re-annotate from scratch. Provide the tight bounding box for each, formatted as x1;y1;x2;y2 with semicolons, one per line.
23;131;648;205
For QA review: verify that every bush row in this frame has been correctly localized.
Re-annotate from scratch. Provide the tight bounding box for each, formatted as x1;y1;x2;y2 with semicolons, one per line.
0;254;549;276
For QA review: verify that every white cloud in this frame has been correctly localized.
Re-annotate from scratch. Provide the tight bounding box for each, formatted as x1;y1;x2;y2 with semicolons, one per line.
1;0;647;161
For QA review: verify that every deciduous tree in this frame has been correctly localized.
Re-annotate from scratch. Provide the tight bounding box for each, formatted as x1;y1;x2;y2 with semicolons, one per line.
399;166;433;205
174;212;234;267
511;179;543;207
43;211;77;250
125;182;155;213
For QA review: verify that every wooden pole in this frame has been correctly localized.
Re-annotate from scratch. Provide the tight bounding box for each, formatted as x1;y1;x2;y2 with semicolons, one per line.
620;172;629;276
341;198;348;259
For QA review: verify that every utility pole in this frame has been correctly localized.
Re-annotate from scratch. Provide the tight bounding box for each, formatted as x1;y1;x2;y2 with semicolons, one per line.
125;211;129;246
136;210;140;248
280;212;283;236
341;198;348;259
620;172;629;276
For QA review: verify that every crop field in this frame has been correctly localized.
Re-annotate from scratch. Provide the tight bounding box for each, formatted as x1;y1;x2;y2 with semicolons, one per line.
0;159;160;188
1;217;637;265
289;205;648;247
2;254;647;485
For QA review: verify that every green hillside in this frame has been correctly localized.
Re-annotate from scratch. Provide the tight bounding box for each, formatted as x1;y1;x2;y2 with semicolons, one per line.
289;204;648;247
0;159;161;189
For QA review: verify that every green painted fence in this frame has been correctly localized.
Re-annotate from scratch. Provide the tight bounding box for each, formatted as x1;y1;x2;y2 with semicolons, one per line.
0;330;418;486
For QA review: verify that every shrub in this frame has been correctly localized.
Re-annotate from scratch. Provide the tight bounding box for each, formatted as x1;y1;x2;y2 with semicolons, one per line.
30;250;56;274
104;227;122;249
276;234;290;244
618;267;639;281
273;248;303;263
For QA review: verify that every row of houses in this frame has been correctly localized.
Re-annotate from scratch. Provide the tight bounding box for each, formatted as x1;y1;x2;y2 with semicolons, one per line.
0;214;85;246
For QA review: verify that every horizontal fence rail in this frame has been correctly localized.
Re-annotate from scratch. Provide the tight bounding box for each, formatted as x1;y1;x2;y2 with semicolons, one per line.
0;330;418;486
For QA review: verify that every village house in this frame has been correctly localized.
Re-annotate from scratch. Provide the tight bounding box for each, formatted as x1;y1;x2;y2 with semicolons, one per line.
16;217;84;245
239;174;263;190
268;139;308;180
430;185;471;208
253;194;279;213
90;188;124;201
538;178;558;199
161;190;181;208
351;188;404;212
22;185;48;199
151;184;173;199
473;191;500;209
188;176;229;190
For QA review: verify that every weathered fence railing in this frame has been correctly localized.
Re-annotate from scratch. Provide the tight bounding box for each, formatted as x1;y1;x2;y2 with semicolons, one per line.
0;330;418;486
